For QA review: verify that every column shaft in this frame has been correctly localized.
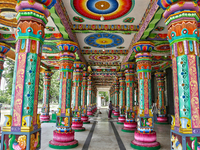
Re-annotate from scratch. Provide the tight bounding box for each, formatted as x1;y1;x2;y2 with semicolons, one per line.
113;77;119;117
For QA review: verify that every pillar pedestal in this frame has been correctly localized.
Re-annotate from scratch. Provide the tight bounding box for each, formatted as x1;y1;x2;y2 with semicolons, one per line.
71;60;85;132
131;41;160;149
49;41;79;149
121;62;137;133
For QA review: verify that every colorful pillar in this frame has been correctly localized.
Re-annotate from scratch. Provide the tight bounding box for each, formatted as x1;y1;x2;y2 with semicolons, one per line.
131;41;160;149
134;73;139;117
117;71;126;124
81;70;90;124
72;60;86;131
40;70;53;122
122;62;137;133
111;84;115;115
155;71;168;124
87;75;93;116
157;1;200;149
49;41;78;149
113;77;120;117
1;0;56;149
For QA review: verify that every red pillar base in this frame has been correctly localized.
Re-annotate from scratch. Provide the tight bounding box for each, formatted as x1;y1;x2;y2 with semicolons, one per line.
87;111;93;117
155;117;168;124
113;111;120;118
72;121;85;132
117;115;126;124
40;114;50;122
122;122;137;133
130;131;160;150
81;116;90;124
49;130;78;149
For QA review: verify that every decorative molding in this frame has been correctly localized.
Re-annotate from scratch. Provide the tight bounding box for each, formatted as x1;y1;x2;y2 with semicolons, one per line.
81;50;128;55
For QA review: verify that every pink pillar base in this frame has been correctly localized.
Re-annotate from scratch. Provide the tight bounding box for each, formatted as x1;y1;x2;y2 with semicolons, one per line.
112;110;115;114
157;117;168;123
49;139;78;148
40;114;50;122
122;122;137;132
72;121;85;131
118;116;126;123
131;131;160;149
113;111;120;117
81;116;90;124
87;111;93;116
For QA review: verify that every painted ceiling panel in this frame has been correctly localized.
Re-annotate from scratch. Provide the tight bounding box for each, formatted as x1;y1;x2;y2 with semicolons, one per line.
76;32;135;50
63;0;150;25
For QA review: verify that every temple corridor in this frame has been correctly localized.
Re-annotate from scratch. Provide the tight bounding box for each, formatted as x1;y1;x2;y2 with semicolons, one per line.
40;108;171;150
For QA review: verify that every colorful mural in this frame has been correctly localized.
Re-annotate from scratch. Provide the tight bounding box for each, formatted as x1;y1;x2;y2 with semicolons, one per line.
73;16;85;23
84;33;124;48
71;0;134;21
123;17;135;23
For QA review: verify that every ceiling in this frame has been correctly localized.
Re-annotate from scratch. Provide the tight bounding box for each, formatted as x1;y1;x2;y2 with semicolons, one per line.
0;0;173;88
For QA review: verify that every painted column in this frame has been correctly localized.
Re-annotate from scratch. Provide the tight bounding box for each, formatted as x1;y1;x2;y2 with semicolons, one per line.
157;1;200;149
121;62;137;132
117;71;126;124
40;70;53;122
134;73;139;117
81;70;90;124
113;77;120;117
1;1;56;149
131;41;160;149
0;43;10;86
111;84;115;115
49;41;78;149
87;75;93;116
155;72;168;124
71;60;85;132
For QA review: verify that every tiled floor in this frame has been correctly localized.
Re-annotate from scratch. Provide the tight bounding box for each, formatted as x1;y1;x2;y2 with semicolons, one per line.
41;108;171;150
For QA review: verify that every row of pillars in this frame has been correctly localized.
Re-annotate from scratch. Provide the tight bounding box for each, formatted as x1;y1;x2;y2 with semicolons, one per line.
0;0;99;149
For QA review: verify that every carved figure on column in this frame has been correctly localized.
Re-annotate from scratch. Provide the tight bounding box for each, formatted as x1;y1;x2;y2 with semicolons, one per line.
49;41;78;149
40;70;53;122
155;71;168;124
1;0;56;149
71;60;86;131
117;71;126;124
121;61;137;133
157;1;200;149
131;41;160;149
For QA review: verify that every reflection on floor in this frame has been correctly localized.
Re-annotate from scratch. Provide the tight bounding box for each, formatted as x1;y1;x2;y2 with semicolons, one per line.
41;108;171;150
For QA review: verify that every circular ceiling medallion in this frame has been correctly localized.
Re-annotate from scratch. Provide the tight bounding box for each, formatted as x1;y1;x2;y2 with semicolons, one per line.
89;55;120;62
71;0;134;21
85;33;124;48
155;43;170;52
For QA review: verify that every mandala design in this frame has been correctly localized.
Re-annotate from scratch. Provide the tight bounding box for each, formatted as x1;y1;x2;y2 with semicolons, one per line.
73;16;85;22
85;33;124;48
89;55;120;62
155;44;170;52
123;17;135;23
71;0;134;21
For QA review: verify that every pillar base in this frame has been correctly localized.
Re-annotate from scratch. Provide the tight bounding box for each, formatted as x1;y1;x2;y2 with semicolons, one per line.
81;116;90;124
1;128;41;150
49;140;78;149
130;131;160;150
117;116;126;124
155;117;168;124
40;114;50;122
72;121;85;132
122;122;137;133
113;111;120;117
87;111;93;117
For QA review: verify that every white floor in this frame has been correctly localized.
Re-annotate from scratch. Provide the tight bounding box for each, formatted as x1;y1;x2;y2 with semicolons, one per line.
41;108;171;150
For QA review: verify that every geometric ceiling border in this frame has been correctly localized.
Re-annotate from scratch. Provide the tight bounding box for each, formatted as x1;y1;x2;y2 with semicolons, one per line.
81;50;128;55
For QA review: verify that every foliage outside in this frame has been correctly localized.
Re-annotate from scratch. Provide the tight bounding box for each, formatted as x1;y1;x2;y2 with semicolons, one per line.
99;91;109;102
0;58;60;105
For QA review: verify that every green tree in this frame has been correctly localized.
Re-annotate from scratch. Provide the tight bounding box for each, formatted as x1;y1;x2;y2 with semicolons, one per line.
99;91;109;102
